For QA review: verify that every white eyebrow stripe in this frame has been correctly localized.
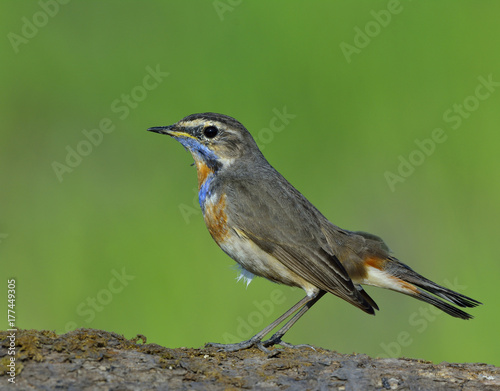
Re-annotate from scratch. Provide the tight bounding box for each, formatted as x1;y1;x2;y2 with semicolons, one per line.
177;119;236;134
178;119;220;128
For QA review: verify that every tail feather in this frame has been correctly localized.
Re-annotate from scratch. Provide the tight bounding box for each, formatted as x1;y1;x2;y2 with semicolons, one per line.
363;257;482;319
407;276;481;308
386;260;482;310
409;287;476;320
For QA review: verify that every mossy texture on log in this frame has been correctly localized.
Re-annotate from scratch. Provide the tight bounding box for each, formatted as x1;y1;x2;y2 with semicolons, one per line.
0;329;498;390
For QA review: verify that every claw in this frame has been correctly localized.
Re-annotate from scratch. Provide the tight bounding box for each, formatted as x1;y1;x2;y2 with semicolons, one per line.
205;340;255;352
262;335;316;351
205;335;267;352
205;336;315;353
278;341;316;351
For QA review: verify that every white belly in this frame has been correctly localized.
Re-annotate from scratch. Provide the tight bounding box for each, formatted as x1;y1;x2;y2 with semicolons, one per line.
219;229;318;297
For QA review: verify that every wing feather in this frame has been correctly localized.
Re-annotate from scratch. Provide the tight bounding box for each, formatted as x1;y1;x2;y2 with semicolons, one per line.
222;171;376;314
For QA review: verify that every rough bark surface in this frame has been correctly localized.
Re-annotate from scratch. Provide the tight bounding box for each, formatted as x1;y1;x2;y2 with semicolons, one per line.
0;329;498;390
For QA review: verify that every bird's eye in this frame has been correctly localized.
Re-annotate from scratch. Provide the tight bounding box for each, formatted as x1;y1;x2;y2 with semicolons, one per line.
203;126;218;139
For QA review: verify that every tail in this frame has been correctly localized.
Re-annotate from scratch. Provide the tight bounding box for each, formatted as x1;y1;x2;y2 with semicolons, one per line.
363;256;482;319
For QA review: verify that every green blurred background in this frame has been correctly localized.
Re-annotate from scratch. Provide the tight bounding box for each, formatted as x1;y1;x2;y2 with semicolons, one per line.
1;1;499;365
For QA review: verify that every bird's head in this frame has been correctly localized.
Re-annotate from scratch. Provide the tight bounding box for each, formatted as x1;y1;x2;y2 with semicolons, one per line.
148;113;263;171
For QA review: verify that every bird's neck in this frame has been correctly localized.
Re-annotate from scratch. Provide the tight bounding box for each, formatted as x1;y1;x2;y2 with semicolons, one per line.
195;159;221;212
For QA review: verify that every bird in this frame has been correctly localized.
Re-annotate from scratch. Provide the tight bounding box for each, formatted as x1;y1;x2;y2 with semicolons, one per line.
147;112;481;352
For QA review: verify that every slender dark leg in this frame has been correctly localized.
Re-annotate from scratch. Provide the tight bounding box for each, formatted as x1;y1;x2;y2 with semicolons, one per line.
262;290;326;348
206;290;325;352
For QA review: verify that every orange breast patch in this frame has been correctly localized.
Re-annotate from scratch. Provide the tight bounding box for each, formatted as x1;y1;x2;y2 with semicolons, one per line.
204;194;229;243
196;160;213;190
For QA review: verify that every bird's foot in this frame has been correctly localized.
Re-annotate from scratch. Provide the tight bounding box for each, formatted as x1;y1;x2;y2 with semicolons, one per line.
205;336;272;353
262;335;316;351
205;335;315;354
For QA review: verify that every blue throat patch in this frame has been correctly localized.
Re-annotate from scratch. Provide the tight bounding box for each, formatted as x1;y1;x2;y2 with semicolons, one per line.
173;136;219;162
172;135;220;212
198;173;214;212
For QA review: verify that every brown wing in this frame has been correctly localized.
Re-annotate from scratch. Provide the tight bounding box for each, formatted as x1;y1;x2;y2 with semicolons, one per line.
223;171;376;314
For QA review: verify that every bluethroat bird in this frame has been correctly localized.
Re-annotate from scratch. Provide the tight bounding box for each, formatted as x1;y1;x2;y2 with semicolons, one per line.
148;113;481;352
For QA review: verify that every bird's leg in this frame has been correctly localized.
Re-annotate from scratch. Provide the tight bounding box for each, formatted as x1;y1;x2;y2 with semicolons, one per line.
262;291;326;349
205;291;324;353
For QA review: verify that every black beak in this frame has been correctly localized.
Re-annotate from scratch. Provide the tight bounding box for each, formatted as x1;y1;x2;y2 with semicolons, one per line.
147;125;174;135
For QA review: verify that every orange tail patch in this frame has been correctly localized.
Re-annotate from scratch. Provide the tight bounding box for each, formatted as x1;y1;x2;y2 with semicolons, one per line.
362;256;419;294
364;256;386;269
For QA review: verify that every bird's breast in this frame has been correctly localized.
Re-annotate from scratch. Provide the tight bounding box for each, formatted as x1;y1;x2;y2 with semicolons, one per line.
203;192;230;244
194;158;230;243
